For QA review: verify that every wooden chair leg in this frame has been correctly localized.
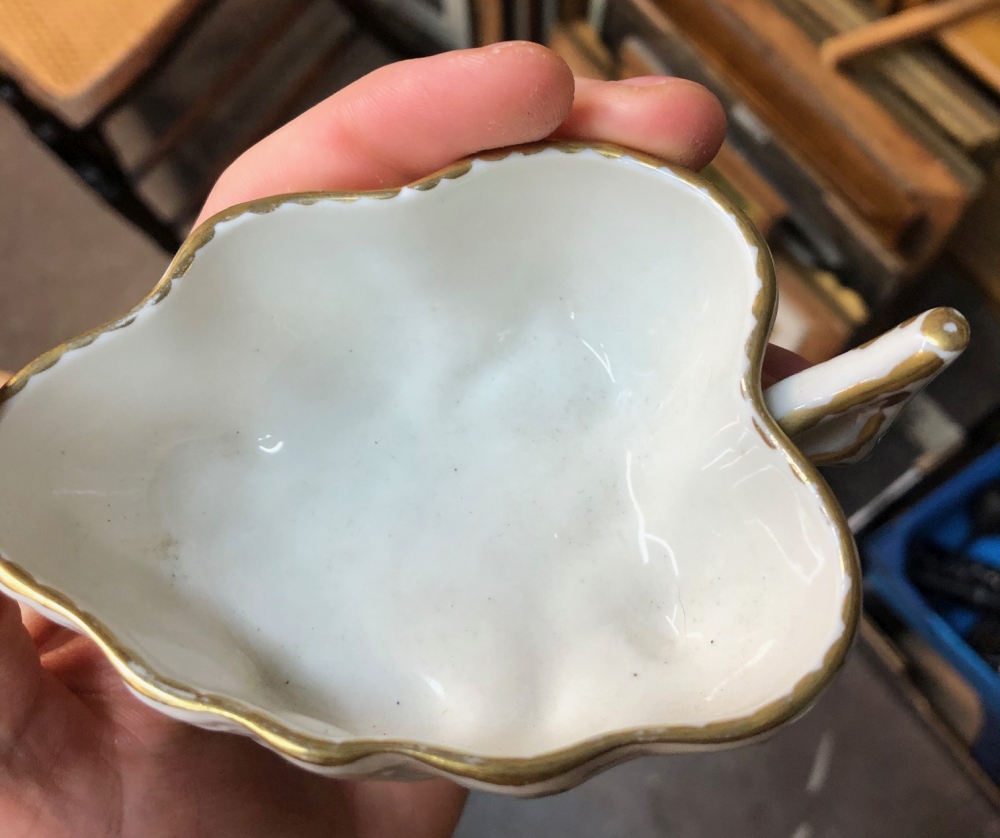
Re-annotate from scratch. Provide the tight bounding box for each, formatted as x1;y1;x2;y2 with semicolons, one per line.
0;76;180;253
173;25;361;226
332;0;443;55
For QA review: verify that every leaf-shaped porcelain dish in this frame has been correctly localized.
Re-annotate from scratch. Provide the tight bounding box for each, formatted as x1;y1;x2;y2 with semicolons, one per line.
0;142;968;795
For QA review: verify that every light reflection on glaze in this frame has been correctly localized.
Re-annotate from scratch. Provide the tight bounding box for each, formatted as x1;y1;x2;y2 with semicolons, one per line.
424;676;446;700
705;639;775;702
624;450;679;575
580;339;615;384
257;434;284;454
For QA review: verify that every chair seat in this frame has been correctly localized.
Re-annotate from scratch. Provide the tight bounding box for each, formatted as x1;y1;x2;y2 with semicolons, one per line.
0;0;205;126
940;11;1000;96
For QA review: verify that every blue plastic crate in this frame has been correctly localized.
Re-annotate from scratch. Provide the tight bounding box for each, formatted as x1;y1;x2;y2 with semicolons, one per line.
862;443;1000;782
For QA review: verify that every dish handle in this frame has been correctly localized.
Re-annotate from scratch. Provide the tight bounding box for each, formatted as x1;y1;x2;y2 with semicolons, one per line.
763;307;970;466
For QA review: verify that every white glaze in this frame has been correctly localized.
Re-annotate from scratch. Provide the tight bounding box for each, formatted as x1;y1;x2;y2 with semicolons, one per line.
0;148;852;767
765;308;967;463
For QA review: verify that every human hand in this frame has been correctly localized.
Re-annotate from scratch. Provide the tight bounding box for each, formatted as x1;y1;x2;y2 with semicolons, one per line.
0;43;798;838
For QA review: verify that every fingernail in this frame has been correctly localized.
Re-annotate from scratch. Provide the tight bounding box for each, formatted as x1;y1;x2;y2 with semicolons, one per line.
616;75;672;88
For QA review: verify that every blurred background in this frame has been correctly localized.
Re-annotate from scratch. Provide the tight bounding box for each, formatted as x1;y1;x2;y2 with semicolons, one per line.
2;0;1000;834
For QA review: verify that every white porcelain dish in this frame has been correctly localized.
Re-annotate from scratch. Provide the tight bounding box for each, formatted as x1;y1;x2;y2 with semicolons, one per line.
0;142;967;794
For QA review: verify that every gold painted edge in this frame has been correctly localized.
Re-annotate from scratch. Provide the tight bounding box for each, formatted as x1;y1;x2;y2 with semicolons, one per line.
779;352;945;439
806;413;886;467
799;390;913;467
0;139;862;789
921;306;970;353
801;306;969;440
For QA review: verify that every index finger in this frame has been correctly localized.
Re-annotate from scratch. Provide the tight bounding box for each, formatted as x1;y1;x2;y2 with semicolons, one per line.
196;42;575;224
196;43;725;225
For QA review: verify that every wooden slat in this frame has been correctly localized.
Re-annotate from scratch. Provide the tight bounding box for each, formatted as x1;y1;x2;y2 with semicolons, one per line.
940;11;1000;94
559;0;591;19
788;0;1000;155
0;0;208;126
549;20;615;78
175;25;359;224
473;0;505;45
655;0;971;260
618;32;666;77
130;0;314;179
819;0;1000;67
771;250;857;364
703;143;790;238
849;74;984;190
774;0;990;188
948;160;1000;311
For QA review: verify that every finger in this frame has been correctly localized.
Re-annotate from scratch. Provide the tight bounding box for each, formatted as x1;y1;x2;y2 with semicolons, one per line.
0;594;119;835
197;42;575;224
0;592;46;747
17;600;70;652
553;76;726;170
762;343;812;389
347;778;468;838
9;603;140;726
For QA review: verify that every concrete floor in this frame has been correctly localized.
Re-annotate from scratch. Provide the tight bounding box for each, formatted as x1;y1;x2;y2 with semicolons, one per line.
454;643;1000;838
2;87;1000;837
0;105;168;372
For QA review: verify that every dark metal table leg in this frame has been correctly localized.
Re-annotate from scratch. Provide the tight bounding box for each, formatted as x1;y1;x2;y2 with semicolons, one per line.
0;76;180;253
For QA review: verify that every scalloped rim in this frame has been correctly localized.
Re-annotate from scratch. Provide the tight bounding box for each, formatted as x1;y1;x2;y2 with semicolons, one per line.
0;141;861;791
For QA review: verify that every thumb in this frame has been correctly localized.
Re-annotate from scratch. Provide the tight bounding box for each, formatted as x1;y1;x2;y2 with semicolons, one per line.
0;373;45;745
761;344;811;389
0;591;46;753
0;590;121;835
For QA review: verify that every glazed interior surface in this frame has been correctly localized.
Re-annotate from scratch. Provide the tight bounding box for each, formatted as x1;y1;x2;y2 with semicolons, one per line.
0;150;850;756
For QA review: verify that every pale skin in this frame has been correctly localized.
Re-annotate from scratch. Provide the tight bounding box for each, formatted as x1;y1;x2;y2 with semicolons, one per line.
0;43;807;838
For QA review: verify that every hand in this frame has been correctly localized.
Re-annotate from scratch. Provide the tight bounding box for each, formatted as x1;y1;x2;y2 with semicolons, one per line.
0;43;791;838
